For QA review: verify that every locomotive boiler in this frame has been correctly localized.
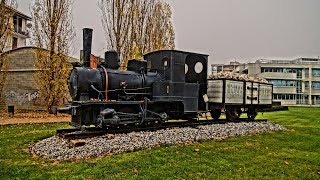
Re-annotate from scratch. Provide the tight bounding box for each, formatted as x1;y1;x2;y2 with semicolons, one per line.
58;28;273;129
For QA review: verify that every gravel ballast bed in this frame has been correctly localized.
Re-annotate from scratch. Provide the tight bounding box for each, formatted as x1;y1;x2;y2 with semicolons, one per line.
30;122;286;161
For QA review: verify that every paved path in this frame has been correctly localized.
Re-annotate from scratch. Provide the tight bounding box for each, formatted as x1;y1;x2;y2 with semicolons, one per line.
0;112;70;125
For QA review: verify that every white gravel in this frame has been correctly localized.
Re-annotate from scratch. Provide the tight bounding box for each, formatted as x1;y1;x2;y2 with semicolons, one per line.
30;122;286;161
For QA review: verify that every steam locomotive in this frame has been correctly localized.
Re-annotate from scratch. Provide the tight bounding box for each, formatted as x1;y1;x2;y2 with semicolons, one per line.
57;28;273;128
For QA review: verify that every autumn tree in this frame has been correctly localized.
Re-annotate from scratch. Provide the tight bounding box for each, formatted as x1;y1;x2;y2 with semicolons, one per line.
31;0;75;113
144;2;175;54
0;0;16;52
0;0;17;108
99;0;175;67
99;0;133;64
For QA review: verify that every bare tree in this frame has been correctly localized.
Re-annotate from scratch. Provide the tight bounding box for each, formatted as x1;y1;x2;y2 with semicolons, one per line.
99;0;175;67
31;0;75;113
144;2;175;54
99;0;133;65
0;0;17;108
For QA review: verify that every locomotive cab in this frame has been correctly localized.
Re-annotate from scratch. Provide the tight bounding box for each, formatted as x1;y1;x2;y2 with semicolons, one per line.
144;50;209;118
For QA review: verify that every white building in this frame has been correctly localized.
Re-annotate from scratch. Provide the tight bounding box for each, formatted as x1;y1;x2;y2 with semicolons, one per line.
2;5;31;52
212;58;320;106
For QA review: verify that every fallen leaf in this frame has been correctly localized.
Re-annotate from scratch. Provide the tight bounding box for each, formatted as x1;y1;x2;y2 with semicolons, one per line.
52;161;59;165
133;168;139;173
284;160;289;165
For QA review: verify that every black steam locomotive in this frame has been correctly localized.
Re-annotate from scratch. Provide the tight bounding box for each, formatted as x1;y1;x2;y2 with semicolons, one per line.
58;28;273;128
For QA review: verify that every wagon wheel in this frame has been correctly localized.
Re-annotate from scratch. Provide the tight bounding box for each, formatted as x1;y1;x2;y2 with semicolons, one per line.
225;108;240;121
247;108;257;120
236;108;243;118
212;109;221;120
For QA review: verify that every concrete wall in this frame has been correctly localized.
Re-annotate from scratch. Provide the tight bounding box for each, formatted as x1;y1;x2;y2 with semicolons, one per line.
246;63;261;76
1;47;75;111
278;100;297;105
305;88;320;95
16;36;26;48
258;72;297;80
273;87;296;94
1;47;45;110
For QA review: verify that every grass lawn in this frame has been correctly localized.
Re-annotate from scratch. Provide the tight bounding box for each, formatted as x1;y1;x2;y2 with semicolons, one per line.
0;107;319;179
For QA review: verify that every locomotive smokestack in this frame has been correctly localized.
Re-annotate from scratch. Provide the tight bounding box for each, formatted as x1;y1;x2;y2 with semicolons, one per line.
83;28;93;67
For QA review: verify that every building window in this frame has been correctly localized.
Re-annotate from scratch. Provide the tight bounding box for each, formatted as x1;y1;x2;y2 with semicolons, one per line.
305;82;309;88
13;15;17;32
312;82;320;89
273;94;296;100
261;67;300;74
305;69;309;76
12;37;18;49
13;15;23;34
315;96;320;103
305;82;320;89
312;69;320;77
18;17;23;33
269;80;297;87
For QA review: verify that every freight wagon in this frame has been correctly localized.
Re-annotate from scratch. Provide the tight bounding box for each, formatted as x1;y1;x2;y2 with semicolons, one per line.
207;79;273;120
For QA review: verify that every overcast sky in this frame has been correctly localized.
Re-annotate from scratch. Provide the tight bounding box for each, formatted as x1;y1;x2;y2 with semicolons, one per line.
18;0;320;64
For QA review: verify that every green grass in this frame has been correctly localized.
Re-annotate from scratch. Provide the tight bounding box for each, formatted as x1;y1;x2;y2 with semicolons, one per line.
0;107;319;179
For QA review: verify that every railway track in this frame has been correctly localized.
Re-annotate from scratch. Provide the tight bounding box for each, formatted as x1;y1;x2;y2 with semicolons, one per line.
57;118;268;141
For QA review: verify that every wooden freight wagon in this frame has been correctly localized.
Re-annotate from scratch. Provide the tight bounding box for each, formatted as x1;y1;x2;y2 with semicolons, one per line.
207;79;273;120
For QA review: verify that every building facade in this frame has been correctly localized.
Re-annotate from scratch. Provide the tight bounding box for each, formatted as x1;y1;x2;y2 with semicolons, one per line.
212;58;320;106
2;5;31;52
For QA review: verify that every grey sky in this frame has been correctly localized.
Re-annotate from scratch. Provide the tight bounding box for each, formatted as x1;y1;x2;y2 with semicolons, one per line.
18;0;320;64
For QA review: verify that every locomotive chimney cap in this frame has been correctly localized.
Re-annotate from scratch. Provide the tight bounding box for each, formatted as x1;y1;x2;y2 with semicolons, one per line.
83;28;93;31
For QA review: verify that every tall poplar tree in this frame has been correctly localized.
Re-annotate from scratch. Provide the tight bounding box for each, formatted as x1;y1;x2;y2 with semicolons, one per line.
99;0;175;67
31;0;75;113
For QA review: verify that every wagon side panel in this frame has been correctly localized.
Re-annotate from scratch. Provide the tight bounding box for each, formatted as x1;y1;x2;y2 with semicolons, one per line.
224;80;244;104
208;80;223;103
259;84;273;105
